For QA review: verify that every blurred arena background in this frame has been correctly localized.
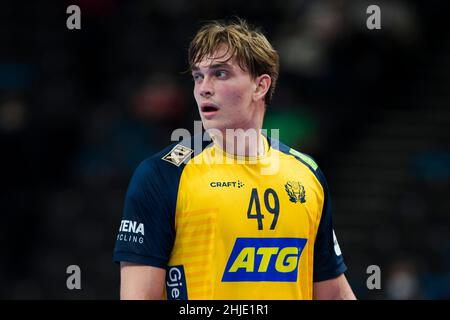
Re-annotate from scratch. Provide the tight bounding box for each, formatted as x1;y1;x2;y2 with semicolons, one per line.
0;0;449;299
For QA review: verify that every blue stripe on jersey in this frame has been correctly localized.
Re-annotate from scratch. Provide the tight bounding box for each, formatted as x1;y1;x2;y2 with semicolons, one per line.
113;134;212;268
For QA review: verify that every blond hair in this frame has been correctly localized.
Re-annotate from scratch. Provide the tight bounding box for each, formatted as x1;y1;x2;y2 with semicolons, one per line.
188;18;279;104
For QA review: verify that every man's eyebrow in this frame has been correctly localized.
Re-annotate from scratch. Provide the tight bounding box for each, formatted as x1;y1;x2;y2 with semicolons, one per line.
191;62;232;72
209;63;232;69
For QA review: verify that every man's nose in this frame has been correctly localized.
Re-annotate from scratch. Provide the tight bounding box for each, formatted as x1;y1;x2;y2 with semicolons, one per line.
199;77;214;97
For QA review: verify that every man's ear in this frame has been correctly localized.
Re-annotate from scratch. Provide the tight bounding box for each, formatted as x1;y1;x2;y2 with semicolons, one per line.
253;74;271;102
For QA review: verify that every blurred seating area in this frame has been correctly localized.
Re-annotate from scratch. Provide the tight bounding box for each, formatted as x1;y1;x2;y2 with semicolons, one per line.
0;0;449;299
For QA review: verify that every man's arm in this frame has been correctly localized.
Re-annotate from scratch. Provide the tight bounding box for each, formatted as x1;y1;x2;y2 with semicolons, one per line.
120;262;166;300
313;273;356;300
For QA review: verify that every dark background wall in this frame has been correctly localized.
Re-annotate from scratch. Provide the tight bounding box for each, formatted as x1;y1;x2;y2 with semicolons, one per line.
0;0;449;299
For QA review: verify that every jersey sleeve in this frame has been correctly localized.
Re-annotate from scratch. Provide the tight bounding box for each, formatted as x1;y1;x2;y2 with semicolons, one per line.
313;167;347;282
113;158;176;269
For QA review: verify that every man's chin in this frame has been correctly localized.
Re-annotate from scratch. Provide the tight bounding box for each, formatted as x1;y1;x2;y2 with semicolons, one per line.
202;120;228;136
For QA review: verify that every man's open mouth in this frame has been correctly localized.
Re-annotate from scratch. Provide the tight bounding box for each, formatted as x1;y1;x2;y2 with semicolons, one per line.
201;105;219;112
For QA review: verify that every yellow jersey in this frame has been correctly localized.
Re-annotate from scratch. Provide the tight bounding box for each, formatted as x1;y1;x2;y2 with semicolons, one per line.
114;134;347;299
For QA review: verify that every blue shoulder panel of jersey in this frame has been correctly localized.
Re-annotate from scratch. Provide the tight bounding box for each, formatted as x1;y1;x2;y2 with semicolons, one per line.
113;134;213;268
270;137;347;282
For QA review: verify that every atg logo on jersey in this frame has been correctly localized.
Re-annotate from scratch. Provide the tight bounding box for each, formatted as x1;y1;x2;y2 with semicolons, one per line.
222;238;307;282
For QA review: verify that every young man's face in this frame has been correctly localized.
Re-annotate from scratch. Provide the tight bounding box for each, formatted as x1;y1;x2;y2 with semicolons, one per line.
192;45;261;133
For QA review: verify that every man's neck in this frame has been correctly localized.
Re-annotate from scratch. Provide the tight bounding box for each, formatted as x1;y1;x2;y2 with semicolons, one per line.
211;128;267;158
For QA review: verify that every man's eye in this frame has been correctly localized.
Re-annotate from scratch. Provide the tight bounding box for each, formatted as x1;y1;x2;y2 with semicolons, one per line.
192;74;203;81
215;70;227;78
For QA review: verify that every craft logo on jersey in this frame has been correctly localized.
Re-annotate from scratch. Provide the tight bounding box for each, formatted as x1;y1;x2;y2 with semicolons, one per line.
162;144;193;166
222;238;307;282
210;180;244;188
284;181;306;203
165;265;188;300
